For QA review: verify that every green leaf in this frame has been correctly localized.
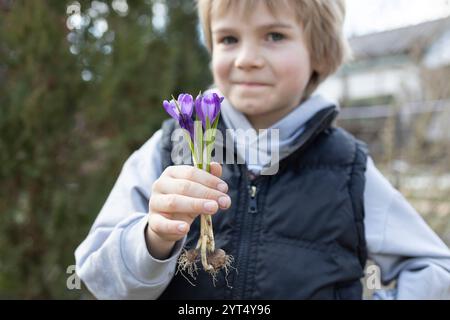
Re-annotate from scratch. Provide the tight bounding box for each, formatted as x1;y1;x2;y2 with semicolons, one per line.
205;115;212;146
171;94;182;114
211;112;221;141
194;118;203;169
182;129;195;156
204;114;218;173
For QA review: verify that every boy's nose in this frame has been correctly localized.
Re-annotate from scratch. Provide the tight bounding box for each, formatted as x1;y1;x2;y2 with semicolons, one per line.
234;45;264;70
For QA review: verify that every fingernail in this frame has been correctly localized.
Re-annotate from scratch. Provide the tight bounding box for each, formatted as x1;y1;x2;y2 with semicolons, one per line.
218;196;230;208
177;224;187;232
204;201;217;212
217;183;228;193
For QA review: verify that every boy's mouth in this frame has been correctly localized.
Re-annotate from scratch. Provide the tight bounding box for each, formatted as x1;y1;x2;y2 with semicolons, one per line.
235;82;271;88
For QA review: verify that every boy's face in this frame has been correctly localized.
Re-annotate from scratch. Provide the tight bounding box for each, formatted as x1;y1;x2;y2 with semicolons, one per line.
211;1;312;129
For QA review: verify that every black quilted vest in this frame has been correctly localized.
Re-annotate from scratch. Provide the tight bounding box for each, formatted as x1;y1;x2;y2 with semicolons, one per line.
157;107;368;300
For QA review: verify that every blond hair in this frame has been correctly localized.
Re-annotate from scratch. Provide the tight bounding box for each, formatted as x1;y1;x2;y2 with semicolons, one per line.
196;0;351;98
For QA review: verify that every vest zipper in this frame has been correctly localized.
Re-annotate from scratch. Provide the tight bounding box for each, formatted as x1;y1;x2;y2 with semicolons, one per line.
248;184;258;214
232;170;261;299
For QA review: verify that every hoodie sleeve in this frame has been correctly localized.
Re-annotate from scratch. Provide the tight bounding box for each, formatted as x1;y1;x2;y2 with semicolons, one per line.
75;129;186;299
364;157;450;299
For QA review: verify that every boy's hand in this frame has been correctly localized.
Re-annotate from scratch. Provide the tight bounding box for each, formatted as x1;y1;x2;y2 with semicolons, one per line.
145;162;230;259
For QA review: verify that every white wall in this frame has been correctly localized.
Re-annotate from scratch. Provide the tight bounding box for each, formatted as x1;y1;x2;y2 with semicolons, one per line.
317;63;424;103
424;29;450;69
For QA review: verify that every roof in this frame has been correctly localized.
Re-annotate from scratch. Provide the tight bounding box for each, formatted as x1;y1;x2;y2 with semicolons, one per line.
349;17;450;61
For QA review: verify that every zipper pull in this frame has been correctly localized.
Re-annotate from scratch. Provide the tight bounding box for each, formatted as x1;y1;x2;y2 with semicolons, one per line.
248;185;258;214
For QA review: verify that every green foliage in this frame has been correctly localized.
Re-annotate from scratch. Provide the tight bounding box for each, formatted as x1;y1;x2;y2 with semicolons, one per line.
0;0;212;298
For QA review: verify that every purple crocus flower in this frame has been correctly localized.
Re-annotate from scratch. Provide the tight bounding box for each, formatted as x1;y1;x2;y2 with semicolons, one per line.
163;94;194;139
194;92;224;129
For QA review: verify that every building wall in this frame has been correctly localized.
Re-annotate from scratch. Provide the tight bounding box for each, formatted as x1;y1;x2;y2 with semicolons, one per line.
318;61;424;104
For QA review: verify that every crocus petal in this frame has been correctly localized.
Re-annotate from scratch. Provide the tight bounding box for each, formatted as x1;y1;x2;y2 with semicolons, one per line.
204;94;215;122
178;93;194;117
179;114;195;140
204;93;218;123
195;94;206;127
193;92;224;129
163;99;179;120
211;93;222;122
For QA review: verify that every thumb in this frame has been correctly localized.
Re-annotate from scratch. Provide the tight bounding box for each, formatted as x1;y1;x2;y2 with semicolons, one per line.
209;162;223;178
148;213;190;240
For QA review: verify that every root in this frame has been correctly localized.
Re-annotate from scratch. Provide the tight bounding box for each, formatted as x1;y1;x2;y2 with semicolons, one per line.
177;215;236;287
179;270;197;287
206;249;236;288
177;247;237;288
176;248;200;286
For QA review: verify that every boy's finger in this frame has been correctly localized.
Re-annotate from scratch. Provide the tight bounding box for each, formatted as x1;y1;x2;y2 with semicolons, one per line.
148;213;190;237
150;194;219;215
209;162;223;178
156;178;231;209
210;163;228;193
165;165;228;193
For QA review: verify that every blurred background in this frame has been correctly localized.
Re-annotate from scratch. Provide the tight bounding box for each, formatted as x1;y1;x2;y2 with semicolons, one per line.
0;0;449;299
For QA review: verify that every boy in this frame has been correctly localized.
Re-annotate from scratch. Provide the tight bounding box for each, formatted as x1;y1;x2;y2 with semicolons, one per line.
75;0;450;299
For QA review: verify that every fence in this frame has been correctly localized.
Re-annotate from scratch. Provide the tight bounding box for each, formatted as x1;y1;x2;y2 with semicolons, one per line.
338;99;450;246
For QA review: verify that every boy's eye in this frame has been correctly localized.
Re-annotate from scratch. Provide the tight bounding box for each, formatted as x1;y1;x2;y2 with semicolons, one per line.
220;36;238;45
267;32;285;42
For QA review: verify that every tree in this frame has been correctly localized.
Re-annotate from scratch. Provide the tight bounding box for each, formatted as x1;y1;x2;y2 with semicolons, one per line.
0;0;211;298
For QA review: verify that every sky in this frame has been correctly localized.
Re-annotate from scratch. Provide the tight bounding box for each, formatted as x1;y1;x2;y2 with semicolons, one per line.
345;0;450;37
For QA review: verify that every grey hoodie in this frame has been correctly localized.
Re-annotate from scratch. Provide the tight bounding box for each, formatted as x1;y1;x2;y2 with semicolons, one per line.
75;94;450;300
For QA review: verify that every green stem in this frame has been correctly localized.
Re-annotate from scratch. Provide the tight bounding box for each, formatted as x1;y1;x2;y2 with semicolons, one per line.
193;154;214;271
